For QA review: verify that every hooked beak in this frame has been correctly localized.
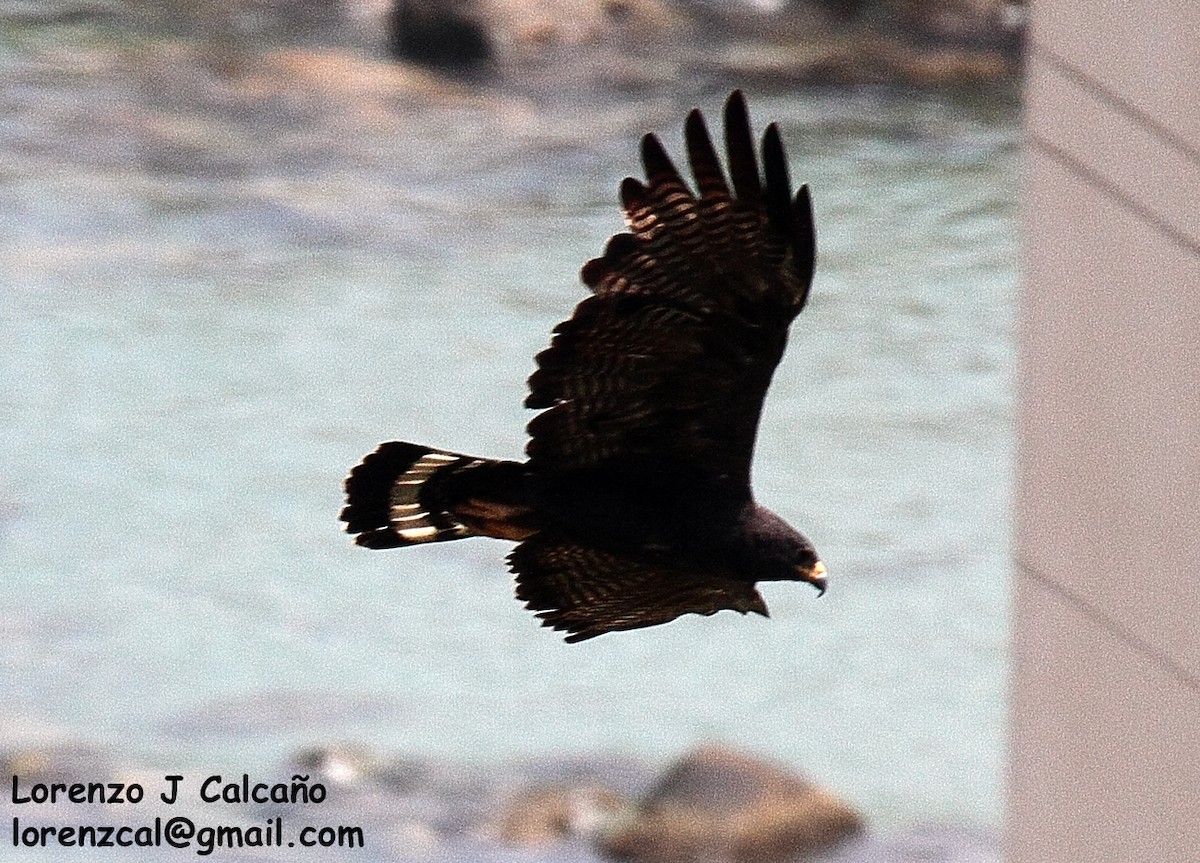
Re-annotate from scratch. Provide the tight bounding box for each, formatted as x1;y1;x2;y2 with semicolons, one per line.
800;560;827;596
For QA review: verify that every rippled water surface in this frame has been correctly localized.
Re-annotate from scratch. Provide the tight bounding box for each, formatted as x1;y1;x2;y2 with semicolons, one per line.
1;13;1018;831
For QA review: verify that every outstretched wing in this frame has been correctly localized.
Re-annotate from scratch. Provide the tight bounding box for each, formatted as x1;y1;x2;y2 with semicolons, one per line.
509;534;766;642
525;90;815;492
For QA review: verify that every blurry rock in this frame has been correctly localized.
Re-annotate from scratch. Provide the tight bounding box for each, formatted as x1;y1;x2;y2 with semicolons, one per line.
688;3;1019;88
486;0;678;51
388;0;494;70
490;784;630;845
1;744;111;785
291;744;485;803
599;744;863;863
148;0;352;47
889;45;1011;86
888;0;1026;53
387;0;680;70
800;37;1014;87
812;0;871;21
292;743;390;787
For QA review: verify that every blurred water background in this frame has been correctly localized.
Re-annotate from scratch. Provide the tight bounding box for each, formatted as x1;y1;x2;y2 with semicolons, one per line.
0;0;1017;849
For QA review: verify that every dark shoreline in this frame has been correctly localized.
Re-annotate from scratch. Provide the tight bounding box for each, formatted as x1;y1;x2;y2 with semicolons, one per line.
1;0;1024;92
5;739;997;862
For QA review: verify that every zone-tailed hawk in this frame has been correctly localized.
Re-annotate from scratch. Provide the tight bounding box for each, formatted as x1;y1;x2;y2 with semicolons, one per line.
342;91;826;642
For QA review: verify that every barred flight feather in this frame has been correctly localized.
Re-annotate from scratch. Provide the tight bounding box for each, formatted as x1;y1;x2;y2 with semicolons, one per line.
509;536;767;642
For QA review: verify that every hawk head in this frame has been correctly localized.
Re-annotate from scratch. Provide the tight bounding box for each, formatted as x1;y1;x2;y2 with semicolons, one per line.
737;505;827;595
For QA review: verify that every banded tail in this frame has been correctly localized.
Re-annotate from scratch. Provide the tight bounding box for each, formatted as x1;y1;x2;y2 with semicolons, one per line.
341;442;536;549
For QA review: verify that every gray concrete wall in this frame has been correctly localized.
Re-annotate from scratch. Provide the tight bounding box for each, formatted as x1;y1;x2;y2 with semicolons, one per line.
1013;3;1200;860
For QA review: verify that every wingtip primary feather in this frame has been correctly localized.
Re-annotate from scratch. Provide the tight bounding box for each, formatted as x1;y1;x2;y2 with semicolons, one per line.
685;106;729;198
794;183;816;293
619;176;648;210
762;124;790;187
640;132;681;186
723;90;761;202
762;122;793;232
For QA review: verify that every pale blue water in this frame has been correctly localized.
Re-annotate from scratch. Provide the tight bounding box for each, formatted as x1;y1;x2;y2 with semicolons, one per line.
0;15;1016;833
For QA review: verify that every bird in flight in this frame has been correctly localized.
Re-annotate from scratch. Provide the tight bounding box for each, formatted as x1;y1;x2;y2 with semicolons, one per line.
341;90;826;642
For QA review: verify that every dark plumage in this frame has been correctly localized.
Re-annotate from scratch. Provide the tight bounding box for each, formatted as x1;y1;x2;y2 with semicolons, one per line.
341;91;826;642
